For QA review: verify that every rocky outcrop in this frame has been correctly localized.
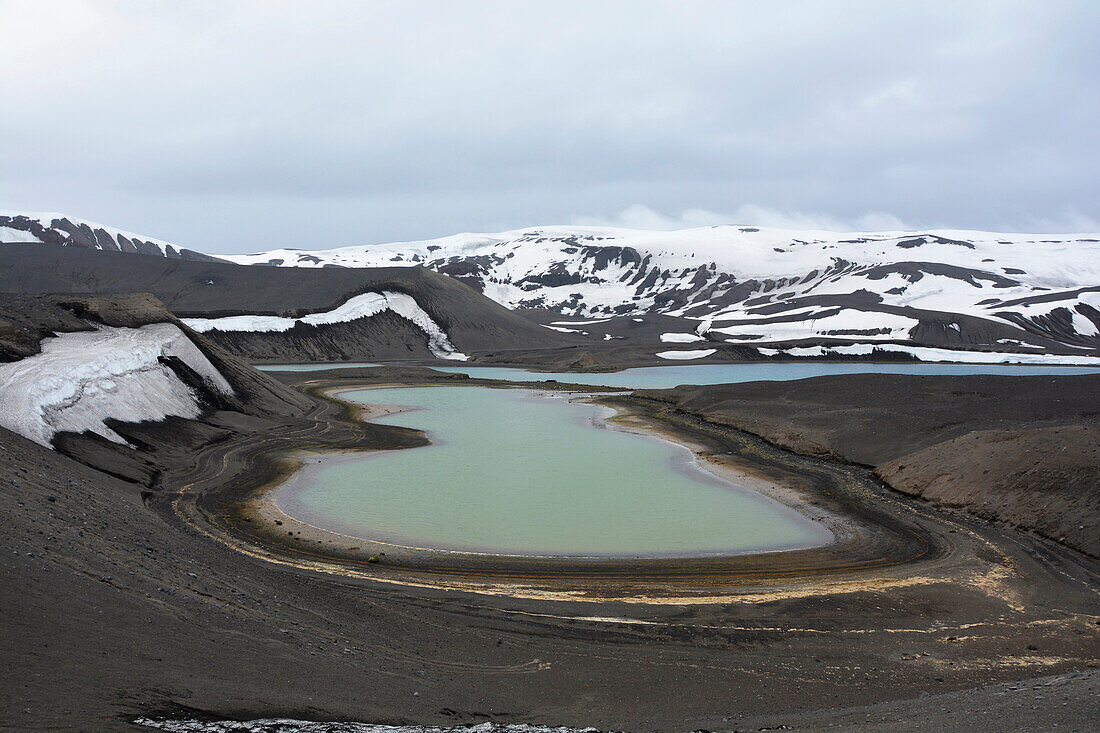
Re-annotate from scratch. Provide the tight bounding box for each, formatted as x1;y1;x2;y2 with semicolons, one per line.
0;213;222;262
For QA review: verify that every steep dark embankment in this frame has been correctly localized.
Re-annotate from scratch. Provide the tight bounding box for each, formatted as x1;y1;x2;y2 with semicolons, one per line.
0;244;582;361
639;374;1100;556
0;293;427;484
0;293;308;411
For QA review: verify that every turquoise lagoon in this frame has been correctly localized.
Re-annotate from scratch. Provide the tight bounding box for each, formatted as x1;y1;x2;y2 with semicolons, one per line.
276;386;832;557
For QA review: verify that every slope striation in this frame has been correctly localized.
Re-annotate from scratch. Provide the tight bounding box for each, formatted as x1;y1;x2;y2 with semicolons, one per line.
0;211;222;262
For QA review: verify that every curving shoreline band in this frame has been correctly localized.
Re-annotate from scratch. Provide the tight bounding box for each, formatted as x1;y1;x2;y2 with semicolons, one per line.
161;374;951;602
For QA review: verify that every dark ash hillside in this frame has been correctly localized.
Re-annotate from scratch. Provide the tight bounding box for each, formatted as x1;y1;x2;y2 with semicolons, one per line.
0;293;351;482
0;244;582;361
638;373;1100;556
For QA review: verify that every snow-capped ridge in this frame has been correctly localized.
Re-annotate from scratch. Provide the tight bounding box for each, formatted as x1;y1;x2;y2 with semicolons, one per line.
4;211;1098;356
0;211;218;261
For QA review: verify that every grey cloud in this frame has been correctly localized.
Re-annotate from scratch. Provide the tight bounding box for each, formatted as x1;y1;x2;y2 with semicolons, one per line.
1;0;1097;253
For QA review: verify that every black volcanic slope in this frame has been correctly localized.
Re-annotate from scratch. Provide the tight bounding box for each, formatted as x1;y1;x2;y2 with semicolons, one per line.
640;373;1100;556
0;244;582;360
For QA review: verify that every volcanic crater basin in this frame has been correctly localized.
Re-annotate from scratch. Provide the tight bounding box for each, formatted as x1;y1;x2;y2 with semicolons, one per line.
269;386;834;558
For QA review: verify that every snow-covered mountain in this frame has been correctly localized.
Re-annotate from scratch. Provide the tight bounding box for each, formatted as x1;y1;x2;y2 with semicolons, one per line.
223;225;1100;354
0;212;221;262
4;212;1099;357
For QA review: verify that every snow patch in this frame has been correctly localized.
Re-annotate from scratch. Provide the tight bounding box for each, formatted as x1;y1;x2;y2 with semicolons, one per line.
655;348;717;360
183;291;467;361
551;318;613;326
0;226;42;243
769;344;1100;365
542;325;586;334
660;332;705;343
0;324;233;447
710;310;919;343
1071;311;1098;337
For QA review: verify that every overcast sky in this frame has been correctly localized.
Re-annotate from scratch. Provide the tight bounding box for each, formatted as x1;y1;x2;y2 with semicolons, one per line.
2;1;1098;253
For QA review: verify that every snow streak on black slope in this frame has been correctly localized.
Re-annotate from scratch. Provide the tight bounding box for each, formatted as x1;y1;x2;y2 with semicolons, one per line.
0;243;582;362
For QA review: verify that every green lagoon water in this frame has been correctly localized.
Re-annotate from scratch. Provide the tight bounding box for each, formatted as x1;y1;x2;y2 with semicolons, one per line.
277;386;831;557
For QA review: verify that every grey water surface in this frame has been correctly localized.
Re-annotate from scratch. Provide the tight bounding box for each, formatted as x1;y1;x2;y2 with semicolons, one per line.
259;361;1098;388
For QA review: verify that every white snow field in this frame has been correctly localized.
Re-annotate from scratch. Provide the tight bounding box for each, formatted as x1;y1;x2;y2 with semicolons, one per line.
656;348;718;360
182;291;468;361
0;323;233;447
